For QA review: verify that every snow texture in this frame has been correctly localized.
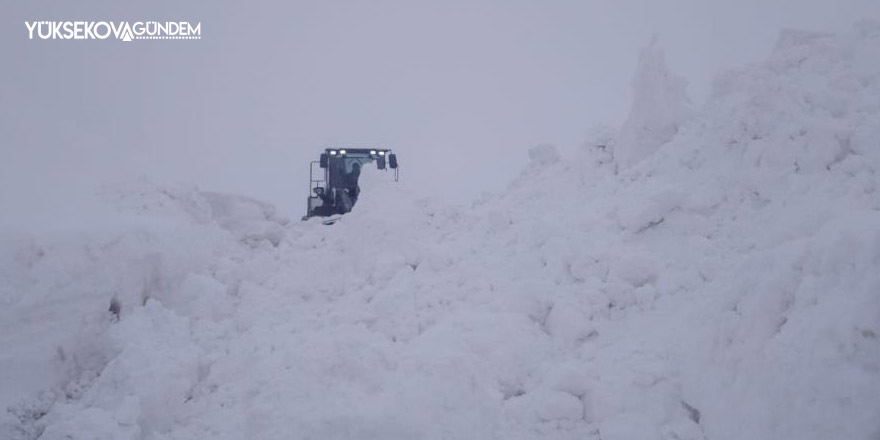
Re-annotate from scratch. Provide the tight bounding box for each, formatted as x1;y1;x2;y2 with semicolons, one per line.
2;23;879;440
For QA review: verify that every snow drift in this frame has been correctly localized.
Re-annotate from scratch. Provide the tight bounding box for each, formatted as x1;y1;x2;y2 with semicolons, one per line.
2;22;879;440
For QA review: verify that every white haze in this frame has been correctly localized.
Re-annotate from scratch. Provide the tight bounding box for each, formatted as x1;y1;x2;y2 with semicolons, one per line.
1;0;878;226
2;20;879;438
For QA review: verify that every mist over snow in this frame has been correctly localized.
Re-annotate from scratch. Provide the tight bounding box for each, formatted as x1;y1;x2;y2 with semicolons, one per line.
2;20;880;440
3;1;880;218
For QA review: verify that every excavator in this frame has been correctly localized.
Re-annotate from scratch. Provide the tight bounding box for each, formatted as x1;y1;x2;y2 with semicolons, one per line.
302;148;398;222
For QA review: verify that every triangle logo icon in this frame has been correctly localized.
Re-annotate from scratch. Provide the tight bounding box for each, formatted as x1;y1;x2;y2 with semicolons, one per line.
121;28;133;42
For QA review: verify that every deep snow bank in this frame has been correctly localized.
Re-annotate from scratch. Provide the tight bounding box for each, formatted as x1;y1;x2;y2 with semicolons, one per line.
2;22;879;440
0;181;289;438
474;22;880;440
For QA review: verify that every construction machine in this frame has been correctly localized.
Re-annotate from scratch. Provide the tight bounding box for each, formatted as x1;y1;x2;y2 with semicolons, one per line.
302;148;398;221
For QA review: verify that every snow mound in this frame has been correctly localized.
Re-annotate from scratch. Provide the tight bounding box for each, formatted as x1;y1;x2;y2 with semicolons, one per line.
202;191;289;247
613;39;694;169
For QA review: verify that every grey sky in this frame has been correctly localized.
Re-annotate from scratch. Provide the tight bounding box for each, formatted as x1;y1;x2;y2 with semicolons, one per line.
2;1;877;225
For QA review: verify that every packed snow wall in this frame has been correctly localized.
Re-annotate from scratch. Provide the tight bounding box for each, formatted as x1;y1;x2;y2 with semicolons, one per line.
1;22;879;440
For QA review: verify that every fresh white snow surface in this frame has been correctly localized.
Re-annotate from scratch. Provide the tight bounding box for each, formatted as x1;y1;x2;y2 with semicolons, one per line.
2;23;879;440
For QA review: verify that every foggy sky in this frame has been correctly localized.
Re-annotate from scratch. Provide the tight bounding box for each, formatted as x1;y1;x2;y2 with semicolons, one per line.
2;0;877;226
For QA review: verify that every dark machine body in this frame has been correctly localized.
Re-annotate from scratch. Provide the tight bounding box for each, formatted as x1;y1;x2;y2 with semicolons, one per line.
303;148;398;220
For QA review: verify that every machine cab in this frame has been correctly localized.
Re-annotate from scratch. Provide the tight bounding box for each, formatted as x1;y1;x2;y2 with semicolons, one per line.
304;148;398;220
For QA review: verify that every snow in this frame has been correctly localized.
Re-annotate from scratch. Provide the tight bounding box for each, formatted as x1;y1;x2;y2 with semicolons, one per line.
2;22;880;440
613;39;694;170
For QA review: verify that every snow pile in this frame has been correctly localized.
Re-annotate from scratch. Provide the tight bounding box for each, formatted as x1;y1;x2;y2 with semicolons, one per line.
613;40;693;169
2;22;879;440
0;181;289;440
483;22;880;439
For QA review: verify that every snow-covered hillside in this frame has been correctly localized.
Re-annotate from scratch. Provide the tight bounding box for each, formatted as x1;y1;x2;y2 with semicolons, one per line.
2;22;879;440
